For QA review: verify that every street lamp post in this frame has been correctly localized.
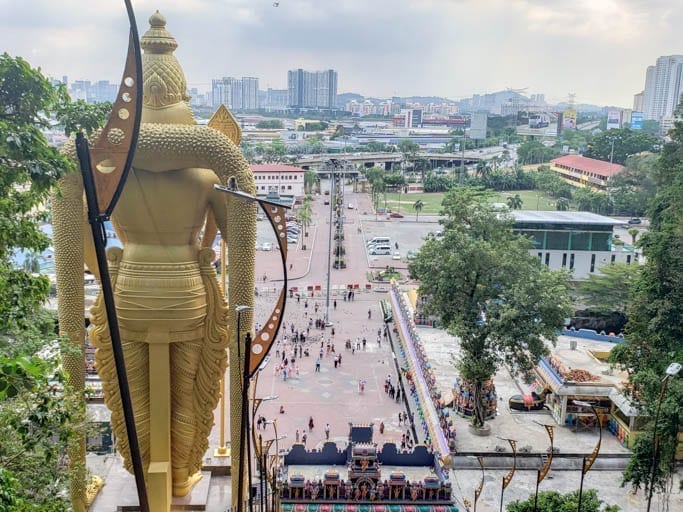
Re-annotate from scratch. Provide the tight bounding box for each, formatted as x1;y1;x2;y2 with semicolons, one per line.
572;400;602;512
497;437;517;512
235;305;252;512
324;161;336;326
646;362;682;512
533;422;555;512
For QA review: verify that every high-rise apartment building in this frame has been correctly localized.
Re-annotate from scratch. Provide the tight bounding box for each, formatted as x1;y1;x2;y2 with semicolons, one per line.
287;68;338;109
641;56;683;120
211;76;260;110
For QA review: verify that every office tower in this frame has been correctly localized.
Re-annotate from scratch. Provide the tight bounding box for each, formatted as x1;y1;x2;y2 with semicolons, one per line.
241;77;259;110
287;68;338;109
633;91;644;112
642;56;683;120
211;76;260;110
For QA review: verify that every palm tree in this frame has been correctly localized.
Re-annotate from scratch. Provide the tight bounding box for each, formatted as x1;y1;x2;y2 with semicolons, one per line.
303;170;319;194
556;197;570;211
628;227;639;245
475;160;491;179
413;199;424;222
506;194;523;210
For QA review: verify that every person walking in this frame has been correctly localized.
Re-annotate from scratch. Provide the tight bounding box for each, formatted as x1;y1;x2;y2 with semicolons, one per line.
315;358;321;372
308;416;314;431
367;308;371;319
295;429;300;443
325;423;330;440
333;299;337;310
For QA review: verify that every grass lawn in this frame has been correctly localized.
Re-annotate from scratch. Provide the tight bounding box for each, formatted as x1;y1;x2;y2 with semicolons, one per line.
381;190;565;215
493;190;563;211
382;192;445;215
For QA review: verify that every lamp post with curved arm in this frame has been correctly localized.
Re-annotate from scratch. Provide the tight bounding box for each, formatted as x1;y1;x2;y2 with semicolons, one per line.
646;362;682;512
533;422;555;512
496;437;517;512
572;400;602;512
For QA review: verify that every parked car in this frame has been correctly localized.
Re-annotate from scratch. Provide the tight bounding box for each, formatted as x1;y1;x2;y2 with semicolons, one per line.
261;242;273;251
392;251;401;260
287;236;298;244
628;218;642;225
406;250;417;260
348;203;354;209
390;212;404;218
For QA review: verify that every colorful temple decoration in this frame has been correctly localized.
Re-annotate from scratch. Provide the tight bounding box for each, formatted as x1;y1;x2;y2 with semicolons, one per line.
390;283;454;456
279;425;458;511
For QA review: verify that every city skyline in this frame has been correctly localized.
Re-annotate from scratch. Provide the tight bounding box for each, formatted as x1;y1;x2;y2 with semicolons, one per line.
2;0;683;107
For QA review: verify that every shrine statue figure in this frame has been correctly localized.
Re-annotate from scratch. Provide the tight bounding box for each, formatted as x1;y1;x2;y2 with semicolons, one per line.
53;12;256;499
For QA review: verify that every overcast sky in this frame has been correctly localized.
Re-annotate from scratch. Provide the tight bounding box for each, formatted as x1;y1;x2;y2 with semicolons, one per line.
2;0;681;107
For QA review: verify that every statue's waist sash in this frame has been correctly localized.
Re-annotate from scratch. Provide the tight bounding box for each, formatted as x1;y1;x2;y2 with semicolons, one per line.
114;260;208;341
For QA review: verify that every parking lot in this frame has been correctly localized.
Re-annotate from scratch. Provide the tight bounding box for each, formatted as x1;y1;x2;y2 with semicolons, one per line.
359;213;441;268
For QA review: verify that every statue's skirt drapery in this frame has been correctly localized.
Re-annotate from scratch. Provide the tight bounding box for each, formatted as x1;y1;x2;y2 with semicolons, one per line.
89;247;229;489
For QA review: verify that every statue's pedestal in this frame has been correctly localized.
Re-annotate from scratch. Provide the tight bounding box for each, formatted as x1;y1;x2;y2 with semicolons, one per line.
88;453;231;512
114;471;212;511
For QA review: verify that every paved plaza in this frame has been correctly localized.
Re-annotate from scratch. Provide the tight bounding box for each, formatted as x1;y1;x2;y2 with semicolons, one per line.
89;182;678;511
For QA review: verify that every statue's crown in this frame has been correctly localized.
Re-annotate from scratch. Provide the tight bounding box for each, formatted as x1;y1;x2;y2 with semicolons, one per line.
140;11;189;109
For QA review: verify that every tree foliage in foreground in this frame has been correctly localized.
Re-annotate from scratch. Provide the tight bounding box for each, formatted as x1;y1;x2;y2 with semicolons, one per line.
610;109;683;498
0;53;110;509
506;489;619;512
408;187;571;427
575;263;640;315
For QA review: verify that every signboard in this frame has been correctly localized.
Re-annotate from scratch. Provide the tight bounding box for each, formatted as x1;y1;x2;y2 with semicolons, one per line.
607;109;622;130
470;112;488;140
631;111;643;130
562;109;576;129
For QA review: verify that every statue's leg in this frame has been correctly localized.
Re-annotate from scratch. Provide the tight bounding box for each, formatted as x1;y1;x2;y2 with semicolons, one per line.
170;339;203;496
122;339;152;470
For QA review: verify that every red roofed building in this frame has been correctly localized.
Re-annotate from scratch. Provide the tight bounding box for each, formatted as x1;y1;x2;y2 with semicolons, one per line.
549;155;624;191
251;163;305;199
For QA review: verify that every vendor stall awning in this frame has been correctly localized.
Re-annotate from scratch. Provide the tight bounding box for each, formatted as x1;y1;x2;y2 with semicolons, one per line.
609;388;643;418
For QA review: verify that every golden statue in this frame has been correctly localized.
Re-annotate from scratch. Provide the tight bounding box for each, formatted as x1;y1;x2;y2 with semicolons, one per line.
53;12;256;509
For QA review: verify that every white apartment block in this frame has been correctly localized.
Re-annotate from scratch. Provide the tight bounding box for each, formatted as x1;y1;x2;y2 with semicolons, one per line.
251;164;305;199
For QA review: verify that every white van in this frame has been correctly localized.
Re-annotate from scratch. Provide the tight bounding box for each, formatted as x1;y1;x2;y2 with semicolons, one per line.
369;244;392;255
367;236;391;247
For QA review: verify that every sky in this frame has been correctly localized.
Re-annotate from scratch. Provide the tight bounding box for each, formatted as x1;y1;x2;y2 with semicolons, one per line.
1;0;682;107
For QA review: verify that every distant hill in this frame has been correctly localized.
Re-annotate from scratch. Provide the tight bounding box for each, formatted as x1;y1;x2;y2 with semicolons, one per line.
336;92;457;107
336;92;364;107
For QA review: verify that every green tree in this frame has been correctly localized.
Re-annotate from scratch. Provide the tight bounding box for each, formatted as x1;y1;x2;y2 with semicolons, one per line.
303;170;319;194
409;188;571;428
555;197;570;211
584;128;659;165
255;119;284;129
0;53;109;509
397;138;420;173
611;109;683;500
506;194;523;209
576;263;639;314
517;140;559;164
507;489;619;512
366;140;387;153
413;199;424;222
574;188;610;214
263;139;287;163
0;53;74;331
608;153;658;217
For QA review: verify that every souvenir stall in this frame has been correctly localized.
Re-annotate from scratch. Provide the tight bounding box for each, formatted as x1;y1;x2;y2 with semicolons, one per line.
533;355;613;429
